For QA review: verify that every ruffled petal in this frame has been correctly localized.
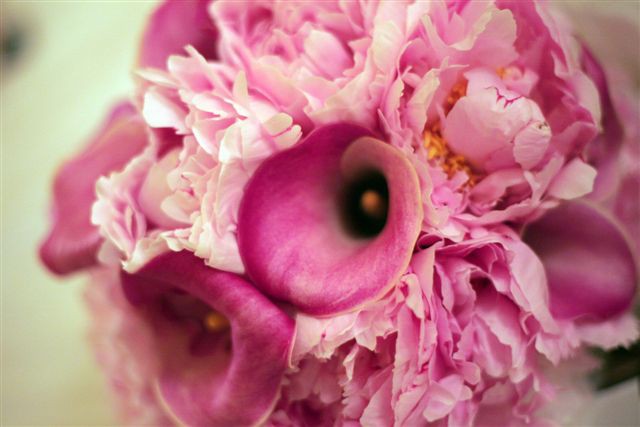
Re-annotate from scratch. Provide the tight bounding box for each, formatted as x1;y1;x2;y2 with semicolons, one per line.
238;123;423;315
121;251;295;426
40;102;147;275
524;200;638;320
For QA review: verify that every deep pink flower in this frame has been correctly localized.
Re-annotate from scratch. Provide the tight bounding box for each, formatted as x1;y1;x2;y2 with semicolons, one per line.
139;0;219;69
238;123;423;315
121;251;295;426
524;200;637;321
85;268;171;425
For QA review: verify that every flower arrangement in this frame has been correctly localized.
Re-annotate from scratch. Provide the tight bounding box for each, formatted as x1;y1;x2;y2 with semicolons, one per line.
41;1;638;425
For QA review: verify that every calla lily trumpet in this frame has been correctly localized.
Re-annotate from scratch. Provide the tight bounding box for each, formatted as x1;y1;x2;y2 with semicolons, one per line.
138;0;218;69
524;200;638;320
121;251;295;426
237;123;423;315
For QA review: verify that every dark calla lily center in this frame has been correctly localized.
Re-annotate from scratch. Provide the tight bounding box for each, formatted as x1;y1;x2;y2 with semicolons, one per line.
203;311;230;332
160;291;229;332
157;291;231;356
340;169;389;238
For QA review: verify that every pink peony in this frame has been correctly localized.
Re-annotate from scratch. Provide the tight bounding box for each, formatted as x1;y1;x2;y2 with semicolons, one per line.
40;1;638;426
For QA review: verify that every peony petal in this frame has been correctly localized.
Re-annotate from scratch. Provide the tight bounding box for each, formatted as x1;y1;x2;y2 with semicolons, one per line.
40;103;147;275
238;123;423;315
142;88;188;133
138;148;187;229
524;200;638;320
547;158;597;200
139;0;218;70
121;251;294;426
444;79;548;173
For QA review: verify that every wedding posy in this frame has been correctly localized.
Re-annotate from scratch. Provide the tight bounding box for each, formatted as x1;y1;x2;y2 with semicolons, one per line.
40;1;638;425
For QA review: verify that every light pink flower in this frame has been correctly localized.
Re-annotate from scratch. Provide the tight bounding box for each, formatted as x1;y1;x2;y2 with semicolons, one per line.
92;50;302;274
273;229;578;425
208;0;608;236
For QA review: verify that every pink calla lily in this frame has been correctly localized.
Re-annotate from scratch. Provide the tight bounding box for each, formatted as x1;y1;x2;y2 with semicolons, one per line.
237;123;423;315
524;200;638;321
139;0;218;70
40;103;147;275
121;251;295;426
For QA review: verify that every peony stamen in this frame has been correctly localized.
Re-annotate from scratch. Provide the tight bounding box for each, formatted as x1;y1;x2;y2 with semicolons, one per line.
204;311;230;332
496;65;519;80
424;126;477;186
423;79;476;185
423;79;477;185
444;80;468;114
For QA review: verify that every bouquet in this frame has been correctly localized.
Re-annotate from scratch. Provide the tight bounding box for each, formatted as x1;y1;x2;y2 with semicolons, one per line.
41;1;639;425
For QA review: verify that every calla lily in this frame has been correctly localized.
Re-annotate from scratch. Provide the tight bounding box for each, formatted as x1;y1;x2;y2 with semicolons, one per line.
524;200;638;321
237;123;423;315
139;0;218;70
40;103;147;275
121;251;295;426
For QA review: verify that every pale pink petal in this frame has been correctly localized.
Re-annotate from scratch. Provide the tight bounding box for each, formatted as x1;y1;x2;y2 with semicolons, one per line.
547;158;597;200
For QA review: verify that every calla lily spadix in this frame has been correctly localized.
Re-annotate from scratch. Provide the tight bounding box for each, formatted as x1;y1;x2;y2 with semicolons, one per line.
237;123;423;316
121;251;295;426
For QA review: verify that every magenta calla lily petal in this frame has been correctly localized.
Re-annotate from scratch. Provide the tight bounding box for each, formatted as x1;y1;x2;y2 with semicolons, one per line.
581;45;624;201
40;103;147;275
139;0;218;69
237;123;423;315
524;200;638;321
121;251;294;426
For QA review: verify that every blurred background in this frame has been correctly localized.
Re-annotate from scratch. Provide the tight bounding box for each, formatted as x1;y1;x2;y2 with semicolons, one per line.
0;1;638;425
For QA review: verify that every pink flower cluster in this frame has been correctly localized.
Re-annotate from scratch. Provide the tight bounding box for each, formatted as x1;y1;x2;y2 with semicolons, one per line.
41;1;638;425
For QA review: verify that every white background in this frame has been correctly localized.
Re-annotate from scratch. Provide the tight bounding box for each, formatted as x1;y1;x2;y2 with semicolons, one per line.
1;1;638;425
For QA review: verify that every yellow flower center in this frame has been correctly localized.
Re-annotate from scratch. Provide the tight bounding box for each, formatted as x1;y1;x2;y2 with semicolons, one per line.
360;189;387;221
444;81;468;114
204;311;230;332
424;80;476;186
424;125;477;186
